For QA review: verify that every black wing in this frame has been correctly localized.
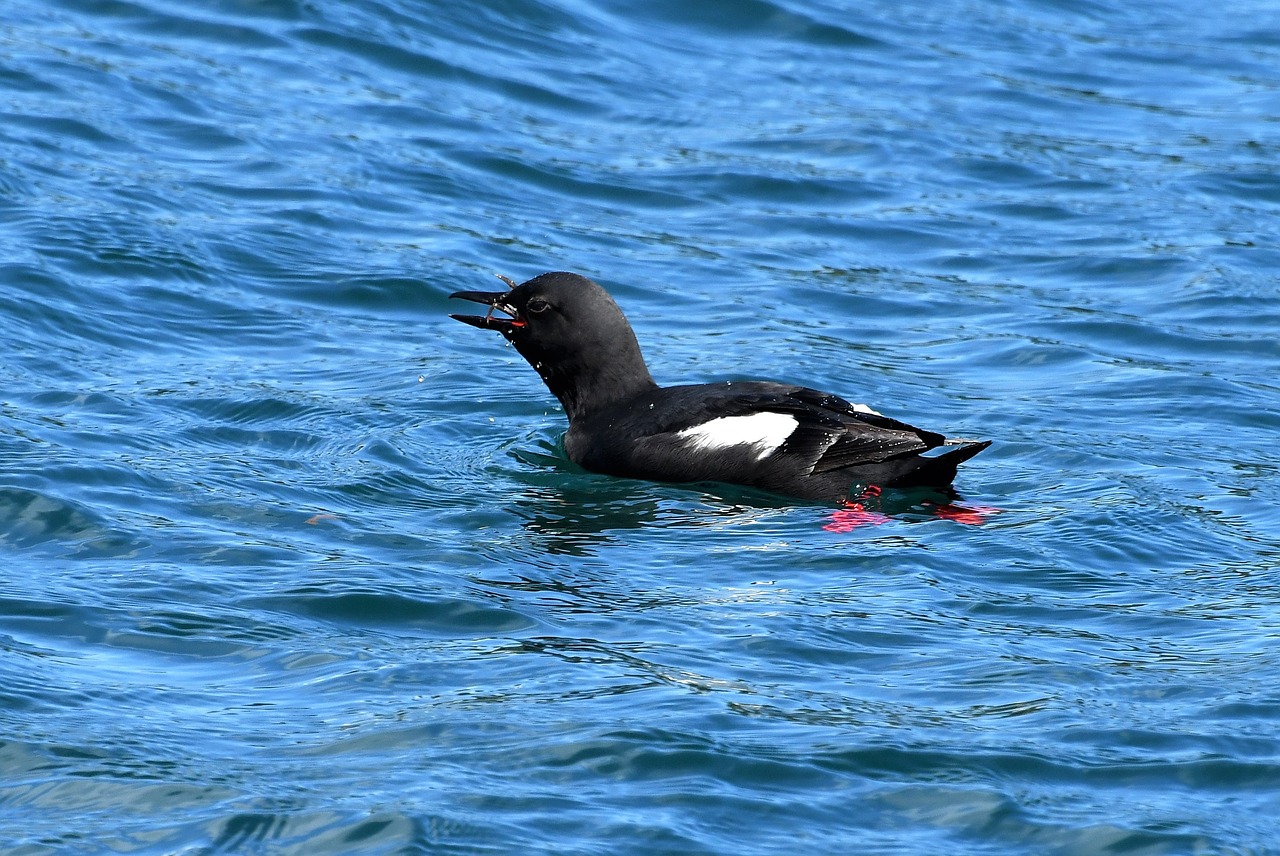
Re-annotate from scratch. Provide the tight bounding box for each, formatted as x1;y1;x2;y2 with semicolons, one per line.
778;386;943;473
650;382;945;475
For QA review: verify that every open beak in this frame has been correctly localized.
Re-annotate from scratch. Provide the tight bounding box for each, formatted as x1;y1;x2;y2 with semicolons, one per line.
449;290;525;332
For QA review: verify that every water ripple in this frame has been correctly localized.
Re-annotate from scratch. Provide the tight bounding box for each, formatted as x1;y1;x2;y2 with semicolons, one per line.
3;0;1280;853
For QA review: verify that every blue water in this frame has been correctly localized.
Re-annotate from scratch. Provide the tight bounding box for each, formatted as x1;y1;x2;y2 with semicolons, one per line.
3;0;1280;852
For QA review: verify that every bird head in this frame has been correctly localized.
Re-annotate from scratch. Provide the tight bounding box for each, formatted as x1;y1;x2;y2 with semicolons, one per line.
449;271;656;419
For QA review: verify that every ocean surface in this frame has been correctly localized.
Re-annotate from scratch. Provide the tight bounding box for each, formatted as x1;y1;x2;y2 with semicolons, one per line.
3;0;1279;853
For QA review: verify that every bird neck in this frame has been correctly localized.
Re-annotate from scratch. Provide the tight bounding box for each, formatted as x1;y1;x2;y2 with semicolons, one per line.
550;358;655;422
538;343;658;423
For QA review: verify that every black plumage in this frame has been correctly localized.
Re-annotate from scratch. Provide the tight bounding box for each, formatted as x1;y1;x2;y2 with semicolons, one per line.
450;271;989;503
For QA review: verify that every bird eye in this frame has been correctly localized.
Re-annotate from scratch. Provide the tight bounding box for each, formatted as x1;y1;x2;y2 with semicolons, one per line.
527;297;550;314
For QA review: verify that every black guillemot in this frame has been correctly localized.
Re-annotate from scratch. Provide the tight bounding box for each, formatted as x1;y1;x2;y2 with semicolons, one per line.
449;271;989;504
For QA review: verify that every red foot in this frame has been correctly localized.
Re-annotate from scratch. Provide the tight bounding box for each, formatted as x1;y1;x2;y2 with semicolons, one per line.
822;506;891;532
924;502;1001;525
823;486;890;532
823;485;1000;531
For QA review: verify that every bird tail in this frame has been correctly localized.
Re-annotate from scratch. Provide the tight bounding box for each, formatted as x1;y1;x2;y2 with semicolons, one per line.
897;439;991;488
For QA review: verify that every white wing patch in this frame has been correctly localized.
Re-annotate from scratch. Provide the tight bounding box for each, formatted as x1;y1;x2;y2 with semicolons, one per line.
850;402;882;416
675;412;797;460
